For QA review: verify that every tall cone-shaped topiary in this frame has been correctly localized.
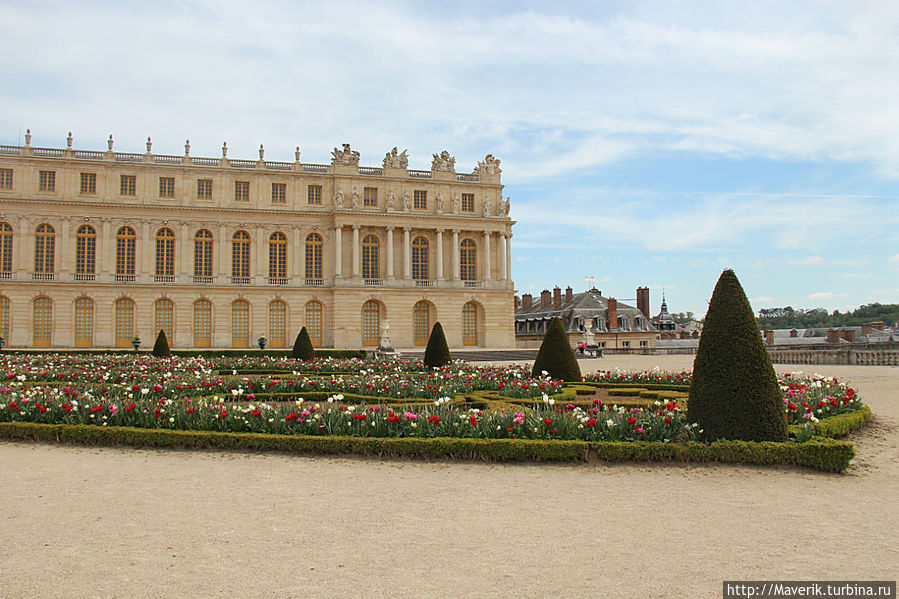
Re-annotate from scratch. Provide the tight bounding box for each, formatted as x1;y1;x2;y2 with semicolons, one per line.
423;322;452;367
531;316;581;381
292;327;315;361
152;329;171;358
688;269;787;441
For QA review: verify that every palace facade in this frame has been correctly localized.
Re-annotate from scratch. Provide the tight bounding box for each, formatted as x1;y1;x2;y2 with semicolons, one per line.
0;132;514;349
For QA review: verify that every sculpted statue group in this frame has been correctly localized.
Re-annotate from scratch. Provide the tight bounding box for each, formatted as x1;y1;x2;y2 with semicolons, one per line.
431;150;455;172
382;147;409;169
331;143;360;166
475;154;502;176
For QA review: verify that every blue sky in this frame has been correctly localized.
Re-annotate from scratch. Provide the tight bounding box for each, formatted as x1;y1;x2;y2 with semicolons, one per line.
1;0;896;317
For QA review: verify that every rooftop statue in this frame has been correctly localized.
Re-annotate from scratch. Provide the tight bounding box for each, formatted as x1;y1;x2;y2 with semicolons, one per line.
331;143;360;166
431;150;455;173
382;147;409;169
475;154;502;176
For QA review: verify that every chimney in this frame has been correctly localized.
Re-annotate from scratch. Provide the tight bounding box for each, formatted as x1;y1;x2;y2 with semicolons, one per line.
607;298;618;330
636;286;650;318
763;328;774;345
540;289;551;308
553;286;561;308
521;294;533;310
514;295;520;312
861;323;873;336
841;329;856;343
565;286;573;303
826;329;840;343
789;329;798;338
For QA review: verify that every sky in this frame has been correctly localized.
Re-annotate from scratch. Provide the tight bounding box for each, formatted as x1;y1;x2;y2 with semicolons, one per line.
1;0;896;318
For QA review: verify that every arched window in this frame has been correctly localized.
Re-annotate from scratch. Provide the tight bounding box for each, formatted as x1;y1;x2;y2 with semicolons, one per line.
75;225;96;275
155;299;174;344
0;222;13;273
155;228;175;277
232;299;249;347
34;224;55;274
269;300;286;347
413;301;432;346
116;226;136;276
74;297;93;347
305;233;323;280
362;234;379;279
232;231;250;279
269;232;287;280
193;299;212;347
0;296;10;341
115;298;135;347
305;300;323;346
361;300;381;347
460;239;476;281
412;237;429;280
194;229;213;279
33;297;52;347
462;301;479;346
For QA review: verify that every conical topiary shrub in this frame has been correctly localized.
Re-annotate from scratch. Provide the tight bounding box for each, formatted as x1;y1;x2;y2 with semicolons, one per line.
152;329;171;358
688;269;787;442
292;327;315;361
531;316;581;381
423;322;452;367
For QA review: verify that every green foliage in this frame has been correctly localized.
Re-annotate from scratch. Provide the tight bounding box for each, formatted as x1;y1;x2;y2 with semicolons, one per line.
689;270;788;442
531;317;581;381
757;302;899;329
152;330;171;358
423;322;452;368
788;404;872;439
0;422;855;472
292;327;316;361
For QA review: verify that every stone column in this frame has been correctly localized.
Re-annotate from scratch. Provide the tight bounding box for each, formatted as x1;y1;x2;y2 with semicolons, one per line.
180;221;190;280
386;226;394;279
292;227;303;279
451;229;459;280
101;218;112;278
498;232;506;281
59;216;71;276
483;231;491;280
256;225;266;282
403;227;411;279
14;216;29;272
352;225;360;278
334;225;342;278
218;224;229;279
505;233;512;283
141;221;152;281
436;229;444;280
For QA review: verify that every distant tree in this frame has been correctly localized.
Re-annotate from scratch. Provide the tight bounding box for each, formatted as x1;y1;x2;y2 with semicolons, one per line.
531;317;581;382
291;327;315;361
152;330;171;358
689;270;787;442
423;322;452;368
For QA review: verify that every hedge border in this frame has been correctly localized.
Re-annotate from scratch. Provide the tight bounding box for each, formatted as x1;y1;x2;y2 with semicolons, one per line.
788;404;873;439
0;422;855;472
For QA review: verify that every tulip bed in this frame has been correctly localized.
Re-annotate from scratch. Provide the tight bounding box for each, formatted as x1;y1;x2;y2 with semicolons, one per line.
0;354;870;471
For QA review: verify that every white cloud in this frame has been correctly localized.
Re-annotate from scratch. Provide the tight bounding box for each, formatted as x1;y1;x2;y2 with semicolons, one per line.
832;273;872;279
808;292;850;299
789;256;824;265
750;296;776;303
888;255;899;263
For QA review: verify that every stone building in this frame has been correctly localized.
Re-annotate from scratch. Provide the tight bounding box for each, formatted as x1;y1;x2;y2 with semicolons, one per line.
0;131;514;349
514;286;658;349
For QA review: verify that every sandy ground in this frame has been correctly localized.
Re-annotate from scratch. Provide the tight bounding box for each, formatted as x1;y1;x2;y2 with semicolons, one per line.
1;355;897;599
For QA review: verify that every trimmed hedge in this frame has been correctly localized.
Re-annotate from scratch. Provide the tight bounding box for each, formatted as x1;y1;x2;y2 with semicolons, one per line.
0;422;855;472
0;349;368;359
788;404;873;439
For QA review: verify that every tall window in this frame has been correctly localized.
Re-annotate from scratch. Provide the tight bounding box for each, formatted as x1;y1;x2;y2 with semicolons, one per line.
232;300;249;347
39;170;55;192
155;299;174;343
305;233;322;279
234;181;249;202
305;301;323;346
197;179;213;200
0;296;10;341
34;224;55;274
461;193;475;212
363;187;377;207
307;184;322;205
362;300;380;346
193;300;211;347
0;168;12;190
0;222;12;273
120;175;136;196
116;227;136;276
75;225;96;275
362;234;379;279
413;301;431;346
194;229;213;278
155;228;175;277
79;173;97;194
269;232;287;279
232;231;250;278
412;237;429;280
463;302;479;346
460;238;477;281
33;297;52;347
74;297;93;347
115;298;134;347
413;190;427;209
269;300;286;347
159;177;175;198
272;183;286;204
